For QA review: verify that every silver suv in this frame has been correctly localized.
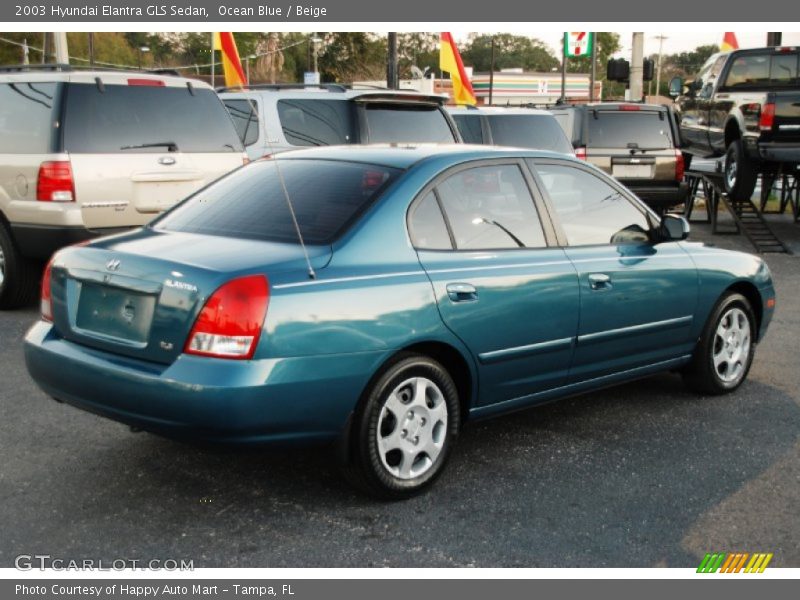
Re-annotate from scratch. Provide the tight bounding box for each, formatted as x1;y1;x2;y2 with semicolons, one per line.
218;84;461;160
0;65;246;309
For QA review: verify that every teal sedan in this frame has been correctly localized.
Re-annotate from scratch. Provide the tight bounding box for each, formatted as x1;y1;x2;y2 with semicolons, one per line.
24;146;775;499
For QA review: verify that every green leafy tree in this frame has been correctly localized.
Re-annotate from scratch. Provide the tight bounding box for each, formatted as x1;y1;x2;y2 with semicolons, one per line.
317;32;386;82
461;34;559;72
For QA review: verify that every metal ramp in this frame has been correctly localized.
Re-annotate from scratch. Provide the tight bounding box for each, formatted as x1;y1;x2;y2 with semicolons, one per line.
683;169;789;254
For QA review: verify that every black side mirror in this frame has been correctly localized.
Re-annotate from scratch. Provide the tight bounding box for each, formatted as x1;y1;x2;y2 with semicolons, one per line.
668;76;683;99
660;214;690;241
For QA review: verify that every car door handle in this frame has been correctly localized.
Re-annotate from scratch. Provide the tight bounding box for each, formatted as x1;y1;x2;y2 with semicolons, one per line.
446;282;478;302
588;273;612;290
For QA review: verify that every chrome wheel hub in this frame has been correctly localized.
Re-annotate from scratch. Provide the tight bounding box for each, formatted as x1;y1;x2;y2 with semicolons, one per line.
713;307;751;384
376;376;448;480
725;156;737;189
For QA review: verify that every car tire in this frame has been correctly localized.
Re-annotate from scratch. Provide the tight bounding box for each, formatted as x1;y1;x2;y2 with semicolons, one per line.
341;353;460;500
723;139;758;202
682;292;756;395
0;223;40;310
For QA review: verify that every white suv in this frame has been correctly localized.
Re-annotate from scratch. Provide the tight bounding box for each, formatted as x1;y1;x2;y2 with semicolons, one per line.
218;84;461;160
0;65;246;308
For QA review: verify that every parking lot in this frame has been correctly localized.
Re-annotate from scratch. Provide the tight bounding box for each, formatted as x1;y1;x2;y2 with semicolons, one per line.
1;214;799;568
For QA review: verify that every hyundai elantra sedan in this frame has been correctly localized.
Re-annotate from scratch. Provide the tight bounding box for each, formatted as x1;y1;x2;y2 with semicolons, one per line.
25;145;775;499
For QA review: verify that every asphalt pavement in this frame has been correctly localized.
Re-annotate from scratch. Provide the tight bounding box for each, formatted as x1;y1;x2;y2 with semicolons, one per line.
1;214;799;568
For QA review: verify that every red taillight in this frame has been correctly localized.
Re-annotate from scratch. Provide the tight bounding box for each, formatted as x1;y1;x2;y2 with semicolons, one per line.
619;104;641;111
127;78;165;87
675;149;685;182
575;147;587;160
184;275;269;360
41;256;55;322
37;161;75;202
759;102;776;131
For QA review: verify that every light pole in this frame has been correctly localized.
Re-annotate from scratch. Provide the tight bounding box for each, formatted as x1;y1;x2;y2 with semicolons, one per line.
245;54;256;85
654;35;667;97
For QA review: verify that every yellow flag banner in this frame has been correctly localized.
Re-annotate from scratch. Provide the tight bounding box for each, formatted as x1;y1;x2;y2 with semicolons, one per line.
213;32;246;87
440;32;476;106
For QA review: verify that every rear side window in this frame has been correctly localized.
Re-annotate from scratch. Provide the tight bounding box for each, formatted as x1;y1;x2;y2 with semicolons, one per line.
63;83;243;153
587;111;673;150
155;159;400;245
409;192;452;250
486;114;574;154
223;99;260;146
534;163;650;246
363;104;456;143
277;99;355;146
435;164;546;250
722;52;800;87
452;114;484;144
0;82;60;154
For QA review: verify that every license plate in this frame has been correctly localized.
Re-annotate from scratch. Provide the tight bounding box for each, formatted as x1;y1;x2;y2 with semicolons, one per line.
613;164;652;178
75;284;156;344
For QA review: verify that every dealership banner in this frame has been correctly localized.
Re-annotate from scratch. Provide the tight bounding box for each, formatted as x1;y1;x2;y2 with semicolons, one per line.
4;579;800;600
1;0;794;22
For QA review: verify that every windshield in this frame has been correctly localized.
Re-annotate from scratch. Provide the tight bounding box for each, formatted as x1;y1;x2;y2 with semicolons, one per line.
154;159;401;244
587;111;673;149
63;83;243;153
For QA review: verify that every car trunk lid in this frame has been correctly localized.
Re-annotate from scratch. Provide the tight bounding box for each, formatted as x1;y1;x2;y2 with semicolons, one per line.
49;230;330;364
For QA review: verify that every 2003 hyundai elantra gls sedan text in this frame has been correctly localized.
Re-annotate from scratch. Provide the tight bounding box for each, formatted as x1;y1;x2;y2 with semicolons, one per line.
25;146;775;499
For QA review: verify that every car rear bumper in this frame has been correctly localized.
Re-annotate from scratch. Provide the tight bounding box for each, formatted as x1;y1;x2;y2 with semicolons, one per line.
10;224;129;261
24;321;387;445
756;143;800;164
625;182;689;211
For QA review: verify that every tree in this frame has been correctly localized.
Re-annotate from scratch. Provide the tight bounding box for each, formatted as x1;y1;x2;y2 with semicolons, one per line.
461;34;559;72
397;32;439;78
317;33;386;82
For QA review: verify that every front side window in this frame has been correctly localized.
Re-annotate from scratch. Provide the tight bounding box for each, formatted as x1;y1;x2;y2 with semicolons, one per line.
435;164;546;250
534;163;650;246
452;114;484;144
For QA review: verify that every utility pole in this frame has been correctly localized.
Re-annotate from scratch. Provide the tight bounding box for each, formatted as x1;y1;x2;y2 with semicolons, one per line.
589;33;596;101
42;32;50;63
489;37;495;105
210;32;215;88
654;34;667;98
560;34;567;103
22;39;29;65
767;32;782;46
53;32;69;65
387;32;398;90
88;32;95;67
629;32;644;102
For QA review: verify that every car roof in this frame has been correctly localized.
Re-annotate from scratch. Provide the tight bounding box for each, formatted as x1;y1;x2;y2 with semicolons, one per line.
581;102;669;112
446;106;553;116
0;68;212;89
218;86;447;104
273;144;577;169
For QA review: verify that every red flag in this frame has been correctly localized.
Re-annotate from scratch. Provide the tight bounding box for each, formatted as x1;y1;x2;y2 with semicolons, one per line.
721;32;739;52
213;32;246;87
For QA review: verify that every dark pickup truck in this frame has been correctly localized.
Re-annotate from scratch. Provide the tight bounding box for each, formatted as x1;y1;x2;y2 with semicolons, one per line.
670;47;800;201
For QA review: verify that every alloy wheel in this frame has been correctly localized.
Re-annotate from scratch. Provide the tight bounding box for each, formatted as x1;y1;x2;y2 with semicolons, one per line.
712;307;751;384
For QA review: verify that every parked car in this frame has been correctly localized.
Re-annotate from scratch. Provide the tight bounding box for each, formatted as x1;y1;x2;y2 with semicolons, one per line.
446;106;574;154
549;102;688;214
219;84;461;160
25;145;775;499
0;65;246;309
670;46;800;201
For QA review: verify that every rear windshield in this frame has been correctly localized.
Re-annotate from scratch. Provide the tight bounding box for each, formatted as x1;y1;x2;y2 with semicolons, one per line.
486;114;574;154
154;159;401;244
587;111;673;150
0;82;60;154
364;103;456;143
63;83;243;153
